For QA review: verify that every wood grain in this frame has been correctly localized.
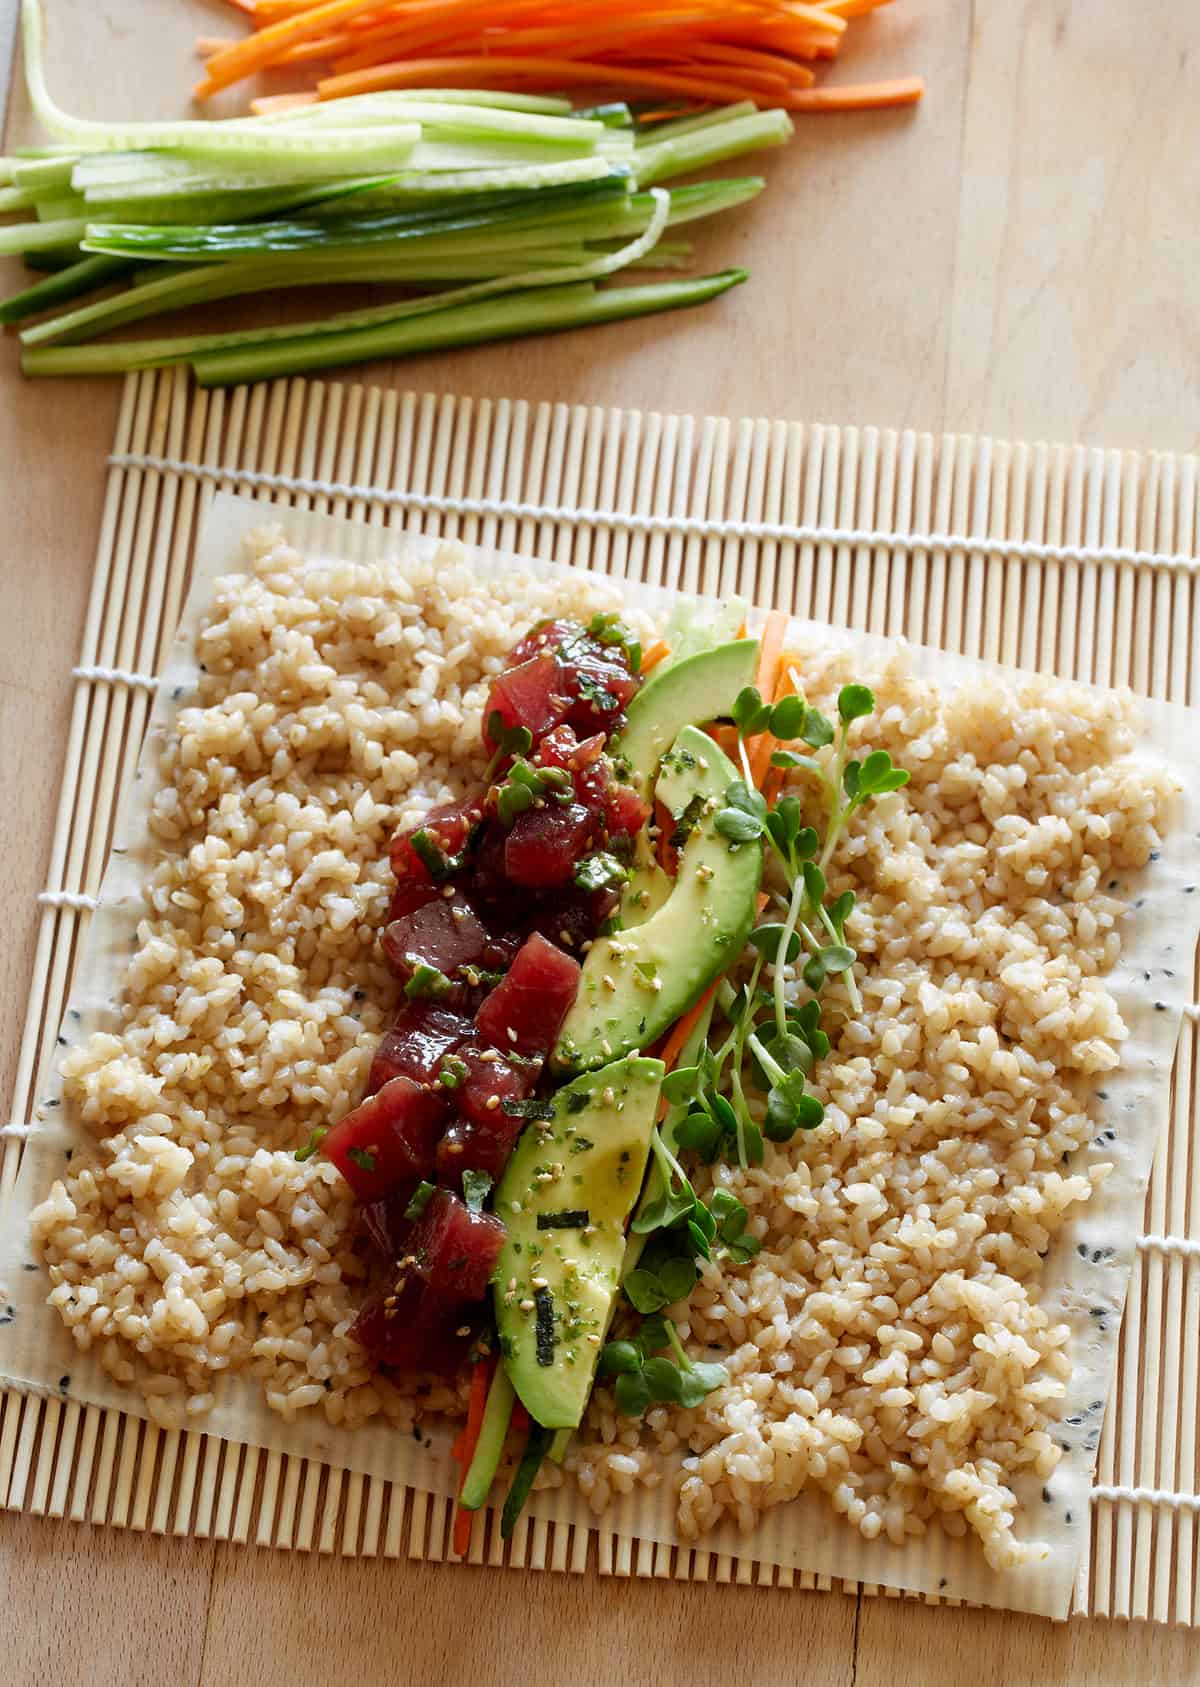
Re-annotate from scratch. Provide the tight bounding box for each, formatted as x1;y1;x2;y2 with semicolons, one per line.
3;1;1200;1683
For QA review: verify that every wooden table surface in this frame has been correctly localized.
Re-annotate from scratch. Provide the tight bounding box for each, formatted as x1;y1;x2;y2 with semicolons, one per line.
3;3;1200;1682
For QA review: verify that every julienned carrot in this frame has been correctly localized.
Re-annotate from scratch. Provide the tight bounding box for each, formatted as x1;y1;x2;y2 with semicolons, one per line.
451;1353;494;1554
197;0;383;98
659;981;719;1075
747;608;787;785
787;77;924;110
200;0;923;113
640;640;671;674
318;56;773;106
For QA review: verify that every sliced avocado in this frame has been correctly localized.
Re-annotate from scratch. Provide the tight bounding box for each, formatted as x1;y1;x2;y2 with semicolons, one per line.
493;1055;665;1431
615;637;759;794
613;638;759;931
553;725;761;1073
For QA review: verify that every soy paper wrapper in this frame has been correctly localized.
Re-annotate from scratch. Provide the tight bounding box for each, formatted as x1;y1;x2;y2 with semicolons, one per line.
3;491;1199;1621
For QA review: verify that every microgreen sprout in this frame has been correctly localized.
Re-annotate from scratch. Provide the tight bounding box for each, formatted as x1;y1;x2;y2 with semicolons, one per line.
600;1312;727;1416
645;679;908;1196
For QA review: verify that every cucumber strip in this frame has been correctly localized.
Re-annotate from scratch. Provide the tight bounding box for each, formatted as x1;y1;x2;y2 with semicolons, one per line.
257;91;575;120
278;156;619;199
0;184;37;213
29;195;671;367
20;247;584;347
480;178;763;244
33;193;86;221
81;175;404;226
0;253;132;326
547;1427;573;1465
500;1424;552;1538
188;271;745;388
255;102;610;148
0;216;86;256
633;110;795;190
21;246;81;271
81;174;629;262
10;155;77;192
635;101;758;148
572;103;636;129
458;1367;516;1511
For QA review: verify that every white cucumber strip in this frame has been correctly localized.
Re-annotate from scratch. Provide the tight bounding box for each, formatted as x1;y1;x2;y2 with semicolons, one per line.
633;110;794;190
256;91;575;120
0;184;37;212
12;155;77;192
256;99;607;146
634;102;758;148
0;216;86;255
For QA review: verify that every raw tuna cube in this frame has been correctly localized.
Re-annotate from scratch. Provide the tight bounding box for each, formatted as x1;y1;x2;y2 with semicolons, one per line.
508;617;577;666
561;646;640;737
528;884;621;952
475;931;581;1056
359;1190;414;1260
366;1004;474;1095
455;1044;543;1128
383;893;490;983
322;1076;444;1201
504;802;597;890
535;724;610;813
484;653;570;749
388;798;482;880
436;1115;526;1184
604;780;650;840
350;1275;473;1376
410;1189;506;1303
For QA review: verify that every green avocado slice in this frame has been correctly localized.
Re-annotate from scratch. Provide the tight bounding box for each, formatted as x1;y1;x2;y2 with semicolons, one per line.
493;1056;665;1431
613;638;759;931
615;637;760;794
552;724;761;1073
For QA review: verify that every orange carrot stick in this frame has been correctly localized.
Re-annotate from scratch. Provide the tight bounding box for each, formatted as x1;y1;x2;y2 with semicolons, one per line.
196;0;384;99
786;76;924;111
318;55;776;105
640;640;671;675
658;982;718;1074
747;609;787;786
451;1353;494;1553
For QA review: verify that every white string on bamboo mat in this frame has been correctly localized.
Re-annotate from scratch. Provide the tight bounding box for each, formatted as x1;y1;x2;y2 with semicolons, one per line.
107;452;1200;576
1136;1233;1200;1259
72;664;159;691
37;891;99;911
1091;1485;1200;1513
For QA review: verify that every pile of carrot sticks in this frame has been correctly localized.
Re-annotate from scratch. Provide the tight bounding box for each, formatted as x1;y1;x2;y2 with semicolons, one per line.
195;0;923;115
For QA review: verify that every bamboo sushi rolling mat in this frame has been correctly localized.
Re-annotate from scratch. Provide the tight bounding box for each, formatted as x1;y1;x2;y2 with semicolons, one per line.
2;367;1199;1628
